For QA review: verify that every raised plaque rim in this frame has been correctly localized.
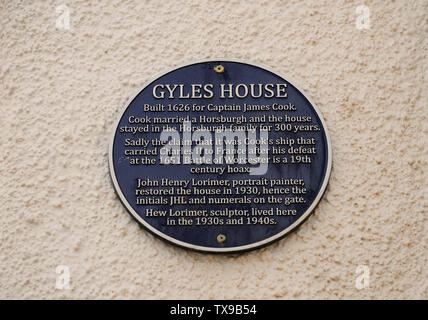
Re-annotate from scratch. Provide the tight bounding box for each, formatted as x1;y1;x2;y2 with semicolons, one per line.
108;59;333;253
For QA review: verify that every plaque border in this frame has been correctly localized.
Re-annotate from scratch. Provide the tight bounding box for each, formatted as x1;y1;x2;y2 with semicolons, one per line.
108;59;333;253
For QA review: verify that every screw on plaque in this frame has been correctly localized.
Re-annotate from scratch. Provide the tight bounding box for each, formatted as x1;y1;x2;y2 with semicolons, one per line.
217;234;226;244
214;65;225;74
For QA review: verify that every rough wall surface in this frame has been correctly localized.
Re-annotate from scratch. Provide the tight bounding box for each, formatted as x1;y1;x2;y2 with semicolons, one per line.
0;0;426;299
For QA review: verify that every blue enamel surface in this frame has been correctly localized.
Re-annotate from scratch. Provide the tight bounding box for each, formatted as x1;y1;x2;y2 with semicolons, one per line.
111;61;329;250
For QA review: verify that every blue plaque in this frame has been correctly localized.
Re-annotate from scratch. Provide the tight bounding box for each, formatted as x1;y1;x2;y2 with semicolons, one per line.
109;60;332;253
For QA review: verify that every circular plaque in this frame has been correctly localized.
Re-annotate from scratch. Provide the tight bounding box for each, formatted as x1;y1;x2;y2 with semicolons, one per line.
109;60;332;253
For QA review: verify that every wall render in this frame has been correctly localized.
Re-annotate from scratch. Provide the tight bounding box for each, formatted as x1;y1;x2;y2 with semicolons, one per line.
0;0;426;299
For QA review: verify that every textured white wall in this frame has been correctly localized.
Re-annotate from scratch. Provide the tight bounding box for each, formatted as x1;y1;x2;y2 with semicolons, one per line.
0;0;426;299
